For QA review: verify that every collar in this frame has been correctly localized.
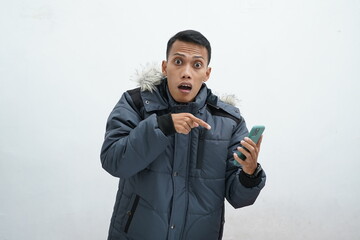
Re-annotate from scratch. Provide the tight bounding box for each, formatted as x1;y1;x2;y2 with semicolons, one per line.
141;79;213;115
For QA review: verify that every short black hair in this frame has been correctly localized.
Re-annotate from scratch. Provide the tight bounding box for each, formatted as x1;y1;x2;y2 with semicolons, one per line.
166;30;211;65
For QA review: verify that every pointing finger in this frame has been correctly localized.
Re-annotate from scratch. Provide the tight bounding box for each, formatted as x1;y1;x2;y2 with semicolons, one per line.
188;115;211;130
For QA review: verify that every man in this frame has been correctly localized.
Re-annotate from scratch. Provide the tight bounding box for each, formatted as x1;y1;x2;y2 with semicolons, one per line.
100;30;266;240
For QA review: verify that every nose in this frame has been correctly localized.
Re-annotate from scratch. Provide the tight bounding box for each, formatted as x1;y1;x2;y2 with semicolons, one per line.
181;64;191;79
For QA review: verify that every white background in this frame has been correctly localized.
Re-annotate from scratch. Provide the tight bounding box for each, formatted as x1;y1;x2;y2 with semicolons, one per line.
1;0;359;239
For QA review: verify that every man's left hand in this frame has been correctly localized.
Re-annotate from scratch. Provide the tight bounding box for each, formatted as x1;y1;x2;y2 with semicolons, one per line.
233;135;263;175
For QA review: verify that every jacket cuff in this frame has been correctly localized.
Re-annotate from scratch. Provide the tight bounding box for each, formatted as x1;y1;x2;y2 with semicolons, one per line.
239;170;262;188
157;114;176;136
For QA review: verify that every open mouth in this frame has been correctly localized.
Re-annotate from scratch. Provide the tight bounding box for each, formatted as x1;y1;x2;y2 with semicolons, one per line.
178;83;192;92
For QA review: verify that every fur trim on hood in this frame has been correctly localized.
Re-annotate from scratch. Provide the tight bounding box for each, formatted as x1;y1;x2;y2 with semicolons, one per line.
132;63;239;107
131;63;164;92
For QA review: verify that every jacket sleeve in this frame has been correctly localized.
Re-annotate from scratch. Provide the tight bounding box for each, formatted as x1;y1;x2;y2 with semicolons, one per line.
100;91;171;179
225;117;266;209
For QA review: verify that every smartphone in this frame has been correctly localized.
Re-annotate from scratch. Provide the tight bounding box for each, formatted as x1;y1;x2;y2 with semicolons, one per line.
235;125;265;162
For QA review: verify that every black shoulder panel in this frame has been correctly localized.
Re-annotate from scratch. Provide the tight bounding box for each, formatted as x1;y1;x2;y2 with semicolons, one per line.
127;87;143;112
206;104;242;125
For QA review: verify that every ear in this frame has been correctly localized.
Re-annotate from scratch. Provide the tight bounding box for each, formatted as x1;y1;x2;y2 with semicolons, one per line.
162;60;167;76
203;67;212;82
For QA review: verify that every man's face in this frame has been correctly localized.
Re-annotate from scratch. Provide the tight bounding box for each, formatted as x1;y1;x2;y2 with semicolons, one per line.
162;40;212;103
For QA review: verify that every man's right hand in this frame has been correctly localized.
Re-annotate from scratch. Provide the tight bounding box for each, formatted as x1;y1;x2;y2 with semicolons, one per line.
171;113;211;135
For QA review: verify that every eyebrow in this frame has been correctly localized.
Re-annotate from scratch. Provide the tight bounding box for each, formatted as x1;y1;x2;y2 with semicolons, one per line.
172;53;205;60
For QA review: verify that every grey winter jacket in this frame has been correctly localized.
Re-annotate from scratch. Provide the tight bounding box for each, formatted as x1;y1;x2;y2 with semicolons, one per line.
100;69;266;240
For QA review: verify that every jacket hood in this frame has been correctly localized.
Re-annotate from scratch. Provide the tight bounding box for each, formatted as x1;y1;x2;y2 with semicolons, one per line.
132;63;239;107
132;63;164;92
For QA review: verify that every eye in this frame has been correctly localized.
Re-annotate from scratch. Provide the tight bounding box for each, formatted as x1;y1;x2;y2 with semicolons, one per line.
174;59;182;65
194;62;203;68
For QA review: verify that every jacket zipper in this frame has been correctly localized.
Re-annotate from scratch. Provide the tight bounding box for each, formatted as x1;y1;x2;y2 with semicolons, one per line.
124;194;140;233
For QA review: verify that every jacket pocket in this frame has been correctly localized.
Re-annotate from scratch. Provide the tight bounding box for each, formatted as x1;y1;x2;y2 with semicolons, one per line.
184;207;223;240
196;128;205;169
124;195;169;239
124;194;140;233
196;138;205;169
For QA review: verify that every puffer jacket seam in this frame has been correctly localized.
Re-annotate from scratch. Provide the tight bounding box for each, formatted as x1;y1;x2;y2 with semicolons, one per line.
187;205;224;216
